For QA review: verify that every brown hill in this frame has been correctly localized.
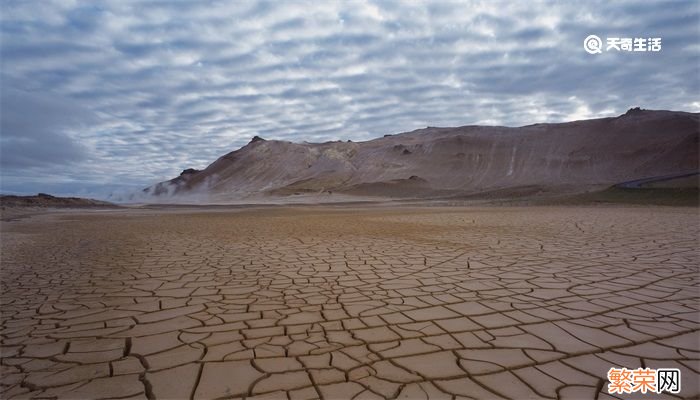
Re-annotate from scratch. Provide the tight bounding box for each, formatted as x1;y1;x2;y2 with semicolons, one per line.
142;108;699;202
0;193;117;208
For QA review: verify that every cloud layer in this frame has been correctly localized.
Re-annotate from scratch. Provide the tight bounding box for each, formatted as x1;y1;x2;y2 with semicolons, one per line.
1;0;698;198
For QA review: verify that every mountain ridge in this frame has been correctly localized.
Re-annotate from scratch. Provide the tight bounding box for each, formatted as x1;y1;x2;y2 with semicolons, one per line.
140;108;699;203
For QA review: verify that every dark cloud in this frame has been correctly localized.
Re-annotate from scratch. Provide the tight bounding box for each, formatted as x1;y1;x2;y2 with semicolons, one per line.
0;0;698;198
0;89;91;168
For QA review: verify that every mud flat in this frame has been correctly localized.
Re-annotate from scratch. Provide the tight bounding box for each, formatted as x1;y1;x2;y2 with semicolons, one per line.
1;204;698;399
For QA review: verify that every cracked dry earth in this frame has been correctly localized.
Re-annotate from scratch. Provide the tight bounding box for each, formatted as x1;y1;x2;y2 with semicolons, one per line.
0;206;698;400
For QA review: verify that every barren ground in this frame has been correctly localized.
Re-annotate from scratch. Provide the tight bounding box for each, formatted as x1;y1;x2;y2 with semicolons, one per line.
1;205;698;399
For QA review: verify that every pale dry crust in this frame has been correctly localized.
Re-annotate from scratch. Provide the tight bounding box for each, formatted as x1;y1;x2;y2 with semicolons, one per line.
0;205;698;399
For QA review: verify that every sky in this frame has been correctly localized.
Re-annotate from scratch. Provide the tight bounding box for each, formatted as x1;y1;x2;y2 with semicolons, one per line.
1;0;698;199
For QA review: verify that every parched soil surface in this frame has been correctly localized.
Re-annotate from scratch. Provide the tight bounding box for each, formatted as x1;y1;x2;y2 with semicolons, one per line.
1;205;698;399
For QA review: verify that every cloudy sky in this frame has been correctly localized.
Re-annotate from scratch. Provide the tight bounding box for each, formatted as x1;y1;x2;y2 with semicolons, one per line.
1;0;698;198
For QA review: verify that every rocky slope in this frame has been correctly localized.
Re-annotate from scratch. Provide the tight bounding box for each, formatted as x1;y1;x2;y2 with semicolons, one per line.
142;108;699;202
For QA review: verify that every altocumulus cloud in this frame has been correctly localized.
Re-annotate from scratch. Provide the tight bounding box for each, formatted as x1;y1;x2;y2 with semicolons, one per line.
1;0;698;198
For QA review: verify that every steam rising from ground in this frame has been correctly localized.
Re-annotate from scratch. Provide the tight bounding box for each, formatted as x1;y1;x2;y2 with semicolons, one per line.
109;174;221;204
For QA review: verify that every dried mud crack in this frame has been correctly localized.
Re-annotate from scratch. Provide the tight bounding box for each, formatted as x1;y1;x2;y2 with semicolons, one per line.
0;206;698;399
